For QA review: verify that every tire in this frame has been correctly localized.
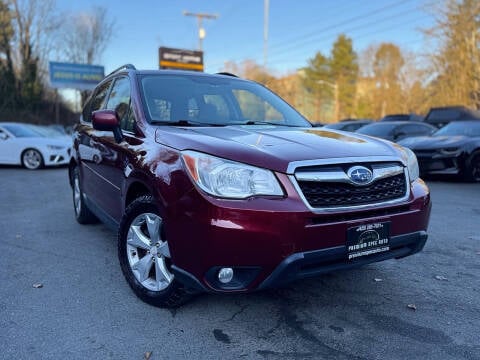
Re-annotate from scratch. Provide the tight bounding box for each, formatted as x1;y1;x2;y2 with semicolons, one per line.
118;195;190;308
22;148;44;170
72;167;98;224
465;152;480;182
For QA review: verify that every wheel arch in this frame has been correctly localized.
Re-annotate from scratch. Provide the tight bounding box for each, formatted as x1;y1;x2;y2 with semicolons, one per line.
125;181;152;209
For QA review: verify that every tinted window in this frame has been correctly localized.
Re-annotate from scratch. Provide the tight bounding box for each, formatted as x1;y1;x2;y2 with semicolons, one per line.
357;123;396;137
434;121;480;137
401;124;435;135
140;74;310;127
427;109;461;121
89;79;113;118
106;77;135;132
3;124;44;137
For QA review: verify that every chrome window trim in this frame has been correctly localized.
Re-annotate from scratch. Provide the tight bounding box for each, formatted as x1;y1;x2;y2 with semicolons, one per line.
287;156;411;213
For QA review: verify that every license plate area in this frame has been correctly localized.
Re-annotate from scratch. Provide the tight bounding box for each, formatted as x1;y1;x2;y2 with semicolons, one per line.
347;222;390;260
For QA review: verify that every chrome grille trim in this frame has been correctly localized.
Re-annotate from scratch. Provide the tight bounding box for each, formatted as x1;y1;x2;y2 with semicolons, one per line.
288;157;411;213
295;164;404;186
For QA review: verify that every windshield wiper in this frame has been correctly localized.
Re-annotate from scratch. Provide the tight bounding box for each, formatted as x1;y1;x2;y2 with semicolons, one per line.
241;120;302;127
151;119;225;127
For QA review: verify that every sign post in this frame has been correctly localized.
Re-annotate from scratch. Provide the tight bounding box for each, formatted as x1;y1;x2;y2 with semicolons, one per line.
159;47;204;72
49;62;105;90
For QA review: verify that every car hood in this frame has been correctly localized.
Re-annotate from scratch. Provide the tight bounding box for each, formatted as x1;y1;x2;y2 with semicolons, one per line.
398;135;469;149
155;126;402;173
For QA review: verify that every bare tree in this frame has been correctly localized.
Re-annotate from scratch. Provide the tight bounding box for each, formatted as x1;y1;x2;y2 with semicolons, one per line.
60;6;114;65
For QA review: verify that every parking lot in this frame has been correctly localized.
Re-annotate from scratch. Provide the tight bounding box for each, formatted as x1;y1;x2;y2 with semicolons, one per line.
0;167;479;360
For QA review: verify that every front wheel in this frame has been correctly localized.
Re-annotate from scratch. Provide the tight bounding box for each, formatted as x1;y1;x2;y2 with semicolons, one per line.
22;149;44;170
465;152;480;182
118;195;190;308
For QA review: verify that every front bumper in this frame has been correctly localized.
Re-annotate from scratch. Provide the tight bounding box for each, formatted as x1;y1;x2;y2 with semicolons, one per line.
416;153;464;175
43;147;71;166
258;230;427;289
167;179;431;293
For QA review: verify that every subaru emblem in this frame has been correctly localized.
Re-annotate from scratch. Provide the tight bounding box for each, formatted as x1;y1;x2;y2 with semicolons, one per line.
347;166;373;185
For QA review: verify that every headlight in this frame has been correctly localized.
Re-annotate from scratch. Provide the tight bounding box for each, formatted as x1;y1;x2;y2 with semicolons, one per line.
182;151;284;199
400;147;419;182
47;145;64;150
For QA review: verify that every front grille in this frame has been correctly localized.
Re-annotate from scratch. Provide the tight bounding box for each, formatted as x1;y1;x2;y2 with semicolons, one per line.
297;173;407;208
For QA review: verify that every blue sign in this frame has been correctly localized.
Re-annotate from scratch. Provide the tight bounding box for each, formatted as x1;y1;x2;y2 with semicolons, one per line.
49;62;104;90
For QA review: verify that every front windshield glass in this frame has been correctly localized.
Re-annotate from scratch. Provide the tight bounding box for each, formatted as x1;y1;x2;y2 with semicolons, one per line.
139;74;311;127
3;124;44;138
357;123;396;136
434;121;480;137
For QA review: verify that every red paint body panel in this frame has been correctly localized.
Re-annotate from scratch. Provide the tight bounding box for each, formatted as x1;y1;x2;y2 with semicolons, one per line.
71;70;432;294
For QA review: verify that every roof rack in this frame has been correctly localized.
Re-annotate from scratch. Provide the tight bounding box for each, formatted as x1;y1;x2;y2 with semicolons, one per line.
215;72;238;77
106;64;136;77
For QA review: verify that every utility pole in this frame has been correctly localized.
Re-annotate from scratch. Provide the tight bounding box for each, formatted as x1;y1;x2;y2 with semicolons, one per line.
264;0;269;68
183;11;218;51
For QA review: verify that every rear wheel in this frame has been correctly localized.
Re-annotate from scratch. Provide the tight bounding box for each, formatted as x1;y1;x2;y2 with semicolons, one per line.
118;195;190;308
22;149;43;170
465;152;480;182
72;167;98;224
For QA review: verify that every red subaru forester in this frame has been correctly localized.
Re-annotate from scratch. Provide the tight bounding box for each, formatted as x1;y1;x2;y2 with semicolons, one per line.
69;65;431;307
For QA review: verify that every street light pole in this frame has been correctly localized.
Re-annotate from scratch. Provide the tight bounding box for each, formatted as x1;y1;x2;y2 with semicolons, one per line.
317;80;339;122
264;0;269;68
183;11;218;51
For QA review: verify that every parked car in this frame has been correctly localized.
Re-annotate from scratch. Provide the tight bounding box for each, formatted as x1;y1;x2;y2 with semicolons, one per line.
323;119;372;132
380;113;424;122
69;65;431;307
398;121;480;181
0;122;71;169
423;106;480;128
356;121;436;142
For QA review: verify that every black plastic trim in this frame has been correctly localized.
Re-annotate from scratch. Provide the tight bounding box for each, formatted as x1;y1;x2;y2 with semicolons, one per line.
171;265;209;293
258;230;428;290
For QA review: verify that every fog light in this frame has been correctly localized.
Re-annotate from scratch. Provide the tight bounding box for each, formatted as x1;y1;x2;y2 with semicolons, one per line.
218;267;234;284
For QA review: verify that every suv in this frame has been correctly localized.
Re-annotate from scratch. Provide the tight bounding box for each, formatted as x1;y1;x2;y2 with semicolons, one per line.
424;106;480;128
69;65;431;307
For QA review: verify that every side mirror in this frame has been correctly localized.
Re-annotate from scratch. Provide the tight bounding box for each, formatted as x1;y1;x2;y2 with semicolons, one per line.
92;110;123;143
0;132;8;140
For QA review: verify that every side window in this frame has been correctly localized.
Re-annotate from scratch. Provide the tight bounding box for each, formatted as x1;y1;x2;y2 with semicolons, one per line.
86;79;114;122
105;77;134;132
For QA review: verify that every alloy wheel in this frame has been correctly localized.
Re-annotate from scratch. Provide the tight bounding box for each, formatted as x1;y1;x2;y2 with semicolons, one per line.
23;149;42;169
126;213;173;291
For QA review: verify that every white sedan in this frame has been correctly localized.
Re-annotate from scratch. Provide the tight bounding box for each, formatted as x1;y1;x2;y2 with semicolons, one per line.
0;122;72;170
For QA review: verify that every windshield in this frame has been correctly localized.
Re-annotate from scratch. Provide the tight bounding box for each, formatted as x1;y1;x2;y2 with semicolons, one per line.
3;124;44;138
139;74;311;127
357;123;396;136
434;121;480;137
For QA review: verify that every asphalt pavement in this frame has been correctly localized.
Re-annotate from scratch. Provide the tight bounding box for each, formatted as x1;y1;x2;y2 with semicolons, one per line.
0;167;479;360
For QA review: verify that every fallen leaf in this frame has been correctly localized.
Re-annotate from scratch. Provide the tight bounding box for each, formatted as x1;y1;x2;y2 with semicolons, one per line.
374;278;383;282
407;304;417;311
435;275;448;281
32;283;43;289
144;351;152;360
